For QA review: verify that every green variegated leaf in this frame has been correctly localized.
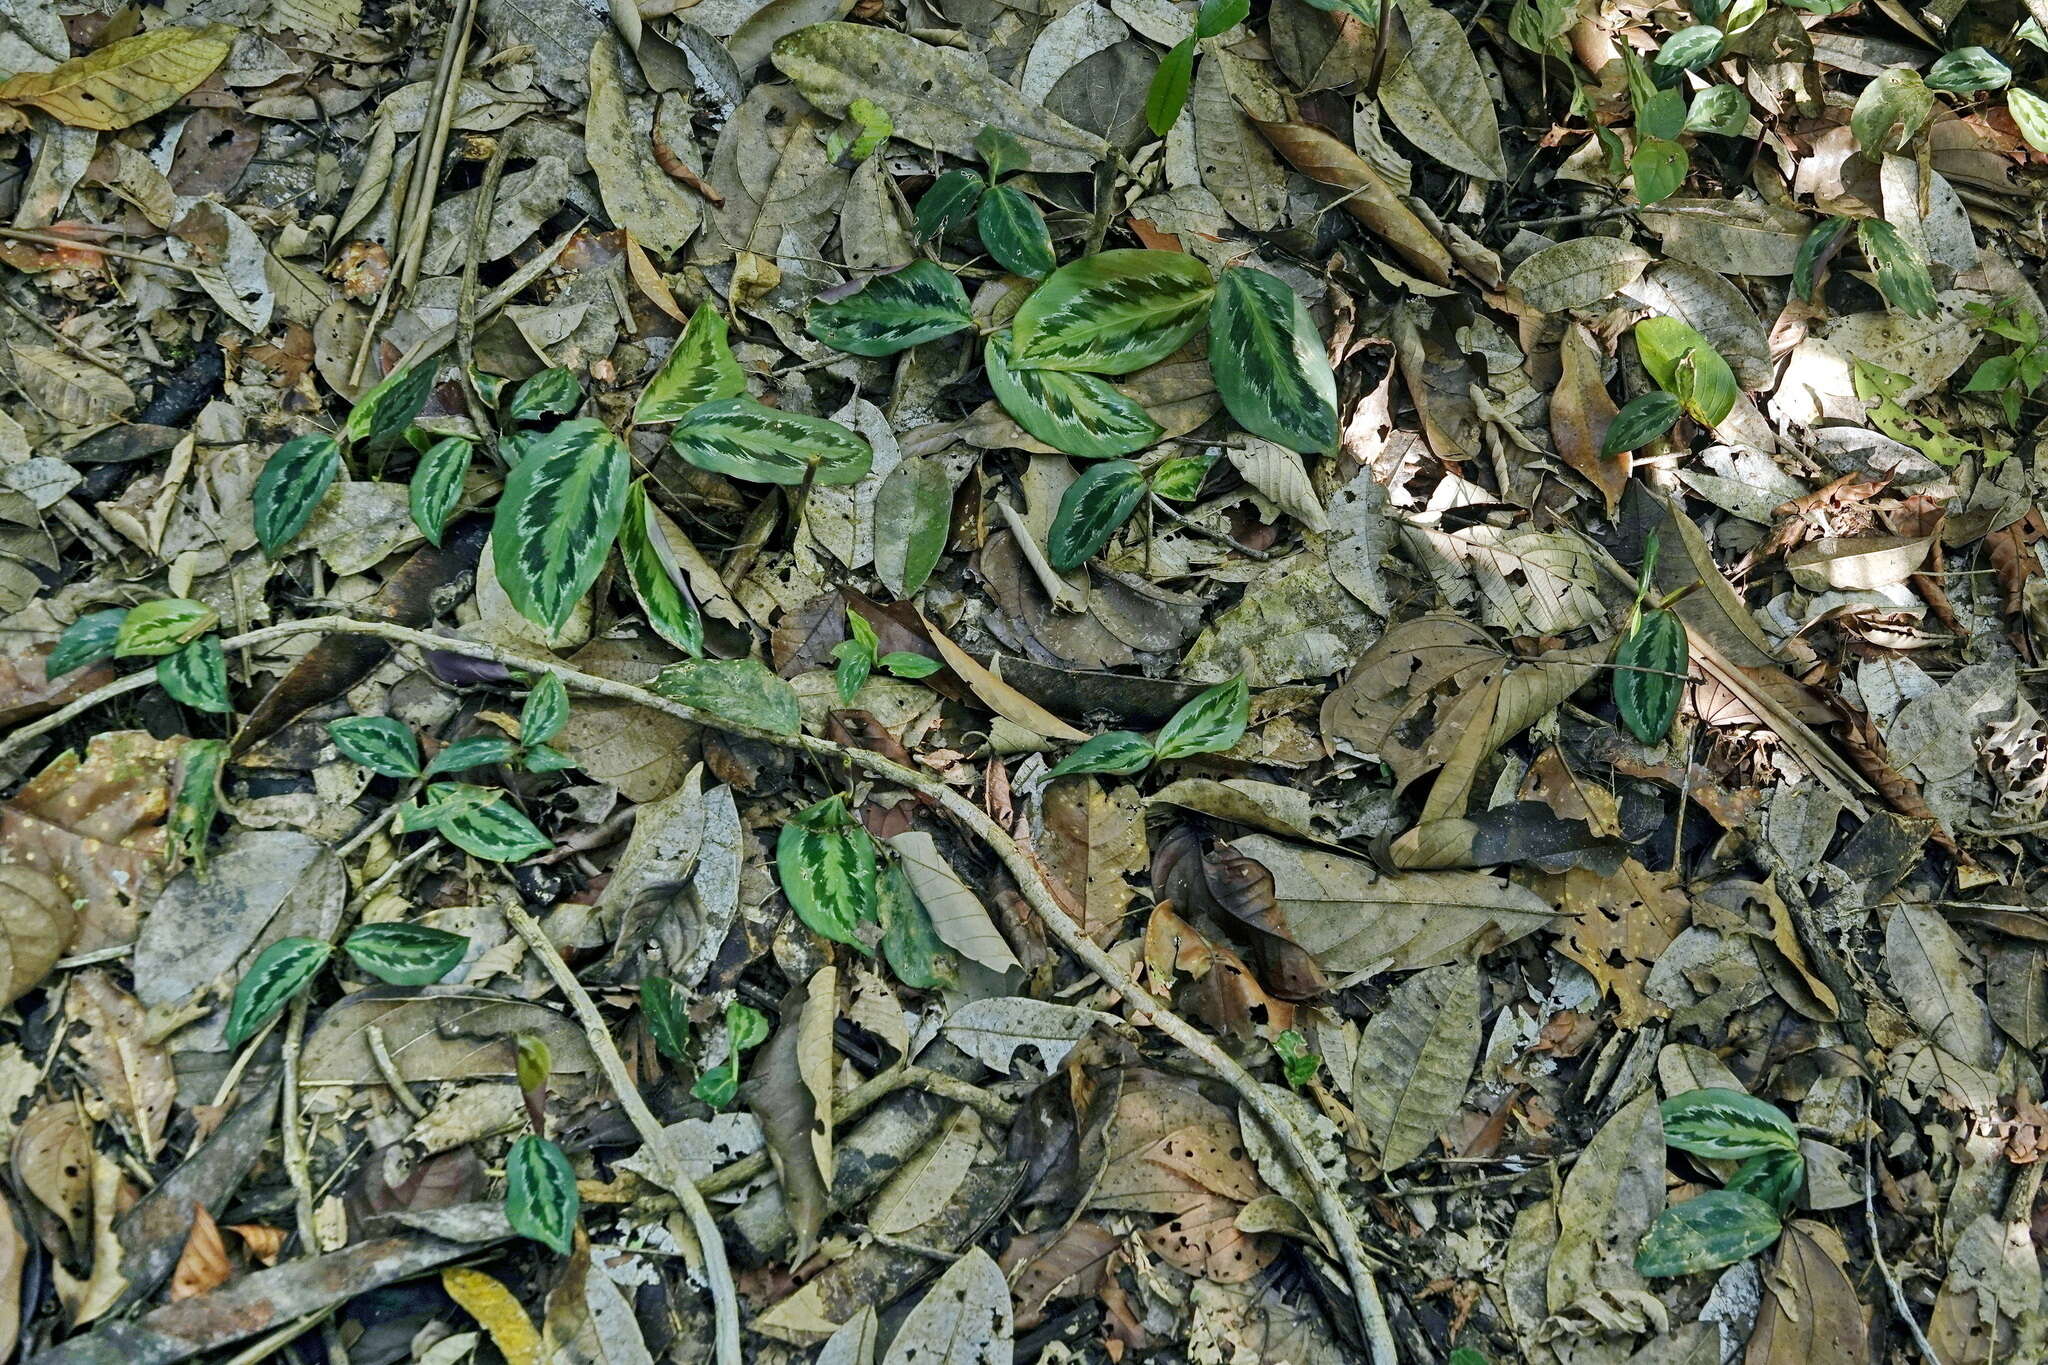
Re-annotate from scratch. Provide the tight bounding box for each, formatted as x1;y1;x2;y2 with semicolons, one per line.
1792;214;1855;301
345;364;435;448
1859;218;1937;319
1149;453;1213;501
491;418;631;633
426;735;519;775
46;609;126;678
328;716;422;778
168;738;227;869
692;1001;770;1109
641;975;691;1063
1208;268;1339;454
116;598;217;657
423;784;551;861
729;1000;770;1050
252;432;342;556
1602;392;1683;457
617;482;704;658
1684;84;1749;135
1615;607;1687;743
1726;1148;1804;1216
1635;1190;1781;1277
1145;36;1195;137
694;1061;740;1108
777;794;878;952
652;658;802;734
976;184;1056;279
409;436;472;547
1851;66;1931;154
505;1135;579;1254
634;308;749;424
986;332;1162;459
1011;249;1216;374
159;636;231;714
1046;459;1147;572
913;169;986;240
224;936;332;1046
520;673;570;746
469;367;510;408
878;859;959;990
1300;0;1379;24
507;367;582;424
1635;317;1736;425
834;611;878;704
1660;1087;1800;1157
671;396;873;487
521;744;576;774
1652;25;1722;79
1274;1029;1320;1087
402;782;500;831
1926;47;2010;93
2010;88;2048;155
343;922;470;985
808;260;973;356
1156;676;1249;760
1045;731;1154;780
515;1034;551;1094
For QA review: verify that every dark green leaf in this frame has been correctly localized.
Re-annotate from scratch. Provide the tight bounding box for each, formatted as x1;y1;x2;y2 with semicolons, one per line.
343;922;470;985
505;1135;579;1254
617;482;704;659
409;436;472;547
168;738;227;870
522;744;576;774
46;609;126;678
809;260;973;355
1631;137;1688;205
520;673;570;746
1045;731;1154;780
777;794;878;952
1155;676;1248;760
1274;1029;1319;1087
1047;459;1147;572
652;658;802;734
252;433;342;556
913;169;987;240
491;418;632;633
115;598;217;657
695;1001;770;1107
1614;607;1687;743
1792;214;1855;301
641;975;691;1063
874;456;953;597
345;365;435;449
328;716;422;778
1208;268;1339;454
986;332;1162;459
634;308;749;424
224;937;331;1046
670;396;874;487
1146;36;1195;137
1635;1190;1781;1277
1011;249;1216;374
879;859;958;990
426;735;518;776
1195;0;1249;39
1925;47;2008;93
977;184;1057;279
1602;392;1683;457
694;1062;740;1108
974;125;1031;179
833;612;876;704
423;783;551;861
507;367;582;424
1726;1148;1804;1216
159;637;231;714
1660;1087;1800;1157
1859;218;1937;319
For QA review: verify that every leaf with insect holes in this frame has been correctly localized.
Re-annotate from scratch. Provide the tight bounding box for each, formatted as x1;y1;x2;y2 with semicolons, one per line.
425;736;520;776
159;637;231;714
343;923;470;985
116;599;217;657
1155;676;1248;760
1047;459;1147;572
327;716;422;778
986;333;1161;459
507;368;582;424
224;937;331;1046
634;308;748;424
491;419;631;633
1660;1087;1799;1158
1636;1190;1781;1277
252;433;342;557
977;184;1056;279
809;260;973;356
1614;607;1687;744
617;483;704;659
409;436;472;547
520;674;569;746
1045;731;1154;781
913;169;986;241
0;23;233;130
641;976;690;1063
346;365;435;449
1602;392;1682;457
1011;250;1215;374
47;609;126;678
1209;268;1339;454
777;794;878;953
652;658;801;734
505;1135;579;1254
670;396;874;487
1858;219;1936;319
1635;317;1736;425
1146;36;1195;137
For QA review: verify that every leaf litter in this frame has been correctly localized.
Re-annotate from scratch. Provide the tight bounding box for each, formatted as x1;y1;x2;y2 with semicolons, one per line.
4;0;2048;1363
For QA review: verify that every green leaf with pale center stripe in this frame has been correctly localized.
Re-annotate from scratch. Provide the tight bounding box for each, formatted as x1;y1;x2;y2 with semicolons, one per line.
809;260;973;356
1635;1190;1781;1277
507;367;582;424
491;418;631;633
777;794;878;953
224;937;331;1045
617;482;704;658
520;674;569;745
435;789;552;862
1011;249;1215;374
425;735;520;775
409;436;471;547
634;308;748;424
159;636;231;713
343;922;470;985
47;609;127;678
1615;606;1687;743
977;184;1056;279
1154;676;1248;760
328;715;422;777
1208;268;1339;454
913;169;986;240
641;975;690;1063
1660;1087;1799;1158
169;738;226;870
116;598;217;657
345;364;435;448
1045;731;1154;780
670;396;873;487
1859;218;1937;319
986;332;1162;458
1046;459;1146;572
505;1135;579;1254
1726;1148;1803;1216
252;432;342;557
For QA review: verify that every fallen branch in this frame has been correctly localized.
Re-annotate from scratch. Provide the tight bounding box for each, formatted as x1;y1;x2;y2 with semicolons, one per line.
8;614;1400;1365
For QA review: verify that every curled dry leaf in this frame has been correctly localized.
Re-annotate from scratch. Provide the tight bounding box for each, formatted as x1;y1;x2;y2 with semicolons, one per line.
169;1203;231;1301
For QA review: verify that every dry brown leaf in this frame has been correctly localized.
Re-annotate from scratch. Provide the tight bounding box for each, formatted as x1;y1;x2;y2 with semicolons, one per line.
1250;117;1453;285
225;1224;286;1266
13;1099;91;1253
0;1191;23;1361
168;1203;230;1301
923;619;1088;742
1747;1222;1866;1365
1539;859;1691;1029
64;972;176;1162
1550;322;1626;514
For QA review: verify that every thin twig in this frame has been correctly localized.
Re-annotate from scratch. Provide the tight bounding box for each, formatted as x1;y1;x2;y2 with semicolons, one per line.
281;994;321;1248
1150;495;1276;561
0;227;194;271
1864;1130;1945;1365
503;901;743;1365
457;137;511;442
367;1025;428;1117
